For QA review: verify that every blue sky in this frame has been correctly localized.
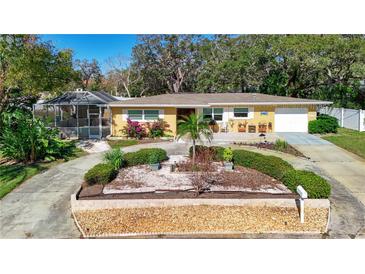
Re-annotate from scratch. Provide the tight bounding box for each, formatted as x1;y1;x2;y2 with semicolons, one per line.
40;34;138;73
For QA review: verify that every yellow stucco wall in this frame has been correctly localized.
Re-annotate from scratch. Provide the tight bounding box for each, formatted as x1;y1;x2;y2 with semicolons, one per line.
207;104;317;133
111;107;177;137
308;105;317;121
111;104;317;136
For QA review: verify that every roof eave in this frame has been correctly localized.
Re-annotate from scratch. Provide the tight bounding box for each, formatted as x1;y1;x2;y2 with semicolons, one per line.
109;101;333;107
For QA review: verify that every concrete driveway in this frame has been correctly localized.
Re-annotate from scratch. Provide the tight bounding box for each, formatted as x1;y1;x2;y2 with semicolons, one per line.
278;132;365;238
278;133;365;206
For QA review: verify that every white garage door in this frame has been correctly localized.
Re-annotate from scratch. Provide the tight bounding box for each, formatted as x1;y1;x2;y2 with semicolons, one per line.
275;108;308;132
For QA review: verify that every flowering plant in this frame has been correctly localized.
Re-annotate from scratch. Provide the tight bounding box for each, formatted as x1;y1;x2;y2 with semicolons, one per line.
123;119;146;139
146;119;170;138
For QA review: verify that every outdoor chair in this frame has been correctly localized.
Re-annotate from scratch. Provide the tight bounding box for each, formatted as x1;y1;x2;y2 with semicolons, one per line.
220;122;228;133
258;123;267;133
248;125;256;133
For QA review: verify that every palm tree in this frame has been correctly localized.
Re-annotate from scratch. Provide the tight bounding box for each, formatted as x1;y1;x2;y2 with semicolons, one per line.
177;113;213;165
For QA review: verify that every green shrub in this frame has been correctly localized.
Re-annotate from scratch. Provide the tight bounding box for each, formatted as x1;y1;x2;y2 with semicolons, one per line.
124;148;168;166
148;153;160;164
282;170;331;198
104;148;124;170
309;114;339;134
274;139;288;151
233;149;294;180
189;145;225;161
223;147;233;162
0;110;77;163
84;163;117;185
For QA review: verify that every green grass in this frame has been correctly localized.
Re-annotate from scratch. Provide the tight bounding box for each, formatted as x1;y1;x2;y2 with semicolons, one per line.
322;128;365;159
107;139;139;149
0;146;88;199
0;162;54;199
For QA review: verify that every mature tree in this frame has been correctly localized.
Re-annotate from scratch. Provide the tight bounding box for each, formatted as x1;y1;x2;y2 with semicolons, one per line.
74;59;102;90
177;113;212;166
0;34;75;114
105;55;144;97
131;35;202;95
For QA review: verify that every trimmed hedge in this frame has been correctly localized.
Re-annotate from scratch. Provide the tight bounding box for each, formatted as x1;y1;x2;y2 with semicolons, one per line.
232;149;331;198
84;163;117;185
233;149;293;180
309;114;339;134
124;148;168;166
189;145;225;161
282;170;331;199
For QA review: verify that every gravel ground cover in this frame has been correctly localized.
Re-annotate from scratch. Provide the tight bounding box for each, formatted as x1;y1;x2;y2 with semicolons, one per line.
103;155;290;194
74;205;329;236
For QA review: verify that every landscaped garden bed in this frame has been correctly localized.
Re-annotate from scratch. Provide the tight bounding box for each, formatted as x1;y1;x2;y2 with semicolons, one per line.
73;141;332;237
232;139;306;158
78;145;331;200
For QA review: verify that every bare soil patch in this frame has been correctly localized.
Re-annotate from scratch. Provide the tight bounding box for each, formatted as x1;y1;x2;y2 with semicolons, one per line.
74;205;329;236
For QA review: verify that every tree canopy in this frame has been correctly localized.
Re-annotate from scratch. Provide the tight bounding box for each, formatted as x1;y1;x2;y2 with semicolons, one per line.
106;34;365;108
1;34;365;112
0;35;77;113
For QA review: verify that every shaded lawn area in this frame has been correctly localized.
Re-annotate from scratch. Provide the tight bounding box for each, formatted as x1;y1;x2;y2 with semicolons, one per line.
107;139;139;149
107;138;170;150
0;147;88;199
322;128;365;159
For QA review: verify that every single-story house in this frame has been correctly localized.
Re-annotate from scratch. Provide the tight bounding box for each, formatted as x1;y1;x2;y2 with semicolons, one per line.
108;93;332;136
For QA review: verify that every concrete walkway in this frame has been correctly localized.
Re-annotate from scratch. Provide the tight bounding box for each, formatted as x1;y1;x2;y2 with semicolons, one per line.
0;142;189;239
0;153;104;238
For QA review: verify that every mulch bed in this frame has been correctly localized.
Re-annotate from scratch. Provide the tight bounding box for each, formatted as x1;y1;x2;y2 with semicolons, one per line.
233;141;307;158
78;189;298;200
74;205;329;236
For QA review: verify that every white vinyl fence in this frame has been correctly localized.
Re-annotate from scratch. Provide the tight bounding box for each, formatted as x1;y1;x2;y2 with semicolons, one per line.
320;107;365;132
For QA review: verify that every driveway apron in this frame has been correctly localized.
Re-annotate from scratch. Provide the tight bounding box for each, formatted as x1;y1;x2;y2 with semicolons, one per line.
279;132;365;238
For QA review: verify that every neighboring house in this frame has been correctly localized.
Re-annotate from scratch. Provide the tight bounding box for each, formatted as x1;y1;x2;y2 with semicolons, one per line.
108;93;332;136
34;89;120;139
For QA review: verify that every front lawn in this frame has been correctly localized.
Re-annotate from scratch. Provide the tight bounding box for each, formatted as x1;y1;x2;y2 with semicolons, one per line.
0;161;54;199
0;147;88;199
107;139;139;149
107;138;170;150
322;128;365;159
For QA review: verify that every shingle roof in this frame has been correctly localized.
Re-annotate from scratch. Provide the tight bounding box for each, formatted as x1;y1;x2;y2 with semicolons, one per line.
109;93;332;107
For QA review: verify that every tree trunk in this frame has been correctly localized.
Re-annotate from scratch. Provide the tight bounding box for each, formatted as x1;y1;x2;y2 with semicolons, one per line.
192;139;196;166
30;142;36;164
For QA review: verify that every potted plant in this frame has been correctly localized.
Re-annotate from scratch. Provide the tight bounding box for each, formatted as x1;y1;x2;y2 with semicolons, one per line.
223;147;234;171
238;121;247;132
148;153;161;171
209;119;219;133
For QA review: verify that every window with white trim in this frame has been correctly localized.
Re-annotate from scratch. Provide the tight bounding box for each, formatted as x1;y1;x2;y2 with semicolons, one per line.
203;108;223;121
127;109;159;121
233;108;249;118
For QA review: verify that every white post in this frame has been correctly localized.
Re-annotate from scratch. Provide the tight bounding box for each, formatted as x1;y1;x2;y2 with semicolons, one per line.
54;105;57;127
76;104;79;139
358;109;362;132
341;107;344;127
296;185;308;223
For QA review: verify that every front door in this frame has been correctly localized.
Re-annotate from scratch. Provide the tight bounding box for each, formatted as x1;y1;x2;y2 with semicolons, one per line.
177;108;195;121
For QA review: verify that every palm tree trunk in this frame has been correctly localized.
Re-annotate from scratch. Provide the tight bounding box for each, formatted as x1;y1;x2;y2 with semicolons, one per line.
192;139;196;166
